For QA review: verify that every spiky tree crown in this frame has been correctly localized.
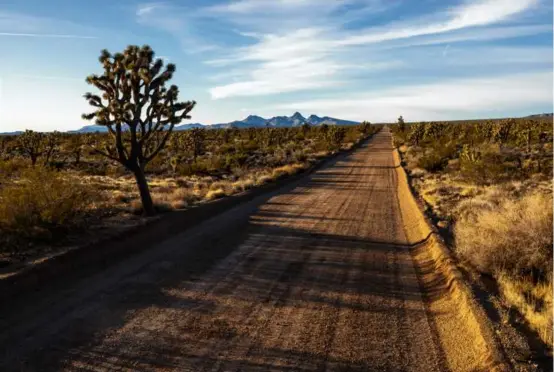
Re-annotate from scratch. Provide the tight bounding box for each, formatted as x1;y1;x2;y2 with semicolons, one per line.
82;45;196;167
83;45;194;126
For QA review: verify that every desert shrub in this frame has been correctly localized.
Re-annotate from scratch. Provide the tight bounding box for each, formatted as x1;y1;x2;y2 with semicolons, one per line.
241;140;259;153
344;129;361;144
225;153;248;169
106;164;129;178
0;158;29;179
206;155;226;171
178;160;211;176
417;152;448;172
145;153;170;174
459;151;507;184
416;142;457;173
217;143;236;155
82;161;110;176
0;168;92;236
455;193;553;279
293;151;308;163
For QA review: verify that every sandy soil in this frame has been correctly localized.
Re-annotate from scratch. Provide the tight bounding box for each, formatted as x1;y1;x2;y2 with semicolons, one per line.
0;129;447;371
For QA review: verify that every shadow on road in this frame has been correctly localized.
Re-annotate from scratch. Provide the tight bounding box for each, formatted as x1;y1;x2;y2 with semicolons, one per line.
0;133;449;371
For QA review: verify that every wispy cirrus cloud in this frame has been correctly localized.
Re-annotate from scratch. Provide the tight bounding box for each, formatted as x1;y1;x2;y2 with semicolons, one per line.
206;0;547;100
0;10;98;39
136;2;166;16
135;2;221;54
207;27;404;99
337;0;540;46
380;24;552;49
0;32;96;39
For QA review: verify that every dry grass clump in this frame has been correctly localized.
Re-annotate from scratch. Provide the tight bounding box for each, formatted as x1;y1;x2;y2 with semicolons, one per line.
231;178;256;193
455;193;552;276
271;163;306;180
0;158;28;179
153;188;199;210
497;272;553;346
455;192;553;346
104;164;312;210
0;168;92;235
205;188;226;201
255;174;273;185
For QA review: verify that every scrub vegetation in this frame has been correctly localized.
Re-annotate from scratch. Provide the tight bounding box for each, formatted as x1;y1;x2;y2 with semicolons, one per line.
0;120;378;263
0;45;380;265
392;117;553;347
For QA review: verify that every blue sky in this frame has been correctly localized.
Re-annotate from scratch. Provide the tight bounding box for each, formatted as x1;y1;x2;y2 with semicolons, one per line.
0;0;552;131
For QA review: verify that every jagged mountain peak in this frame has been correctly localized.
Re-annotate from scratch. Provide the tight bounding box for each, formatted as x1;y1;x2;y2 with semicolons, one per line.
69;112;360;133
245;114;266;121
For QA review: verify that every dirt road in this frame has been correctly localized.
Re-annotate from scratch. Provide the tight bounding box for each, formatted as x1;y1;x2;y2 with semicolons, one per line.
0;129;448;371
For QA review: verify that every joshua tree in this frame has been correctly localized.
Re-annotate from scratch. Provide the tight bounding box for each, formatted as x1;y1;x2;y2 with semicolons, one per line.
301;122;311;137
184;128;206;163
408;123;425;146
82;45;196;215
18;130;45;166
397;115;406;132
65;134;86;165
43;131;62;165
326;126;346;150
358;121;371;136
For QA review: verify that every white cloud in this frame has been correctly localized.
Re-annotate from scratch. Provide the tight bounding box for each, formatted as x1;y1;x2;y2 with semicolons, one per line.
273;71;553;122
136;3;165;16
208;28;341;98
210;75;341;99
338;0;540;46
382;24;552;49
207;0;545;100
207;0;327;14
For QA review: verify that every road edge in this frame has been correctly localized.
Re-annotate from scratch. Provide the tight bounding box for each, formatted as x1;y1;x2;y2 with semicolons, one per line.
392;147;511;372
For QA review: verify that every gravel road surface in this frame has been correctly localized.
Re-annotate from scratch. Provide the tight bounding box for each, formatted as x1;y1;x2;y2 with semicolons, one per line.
0;129;447;371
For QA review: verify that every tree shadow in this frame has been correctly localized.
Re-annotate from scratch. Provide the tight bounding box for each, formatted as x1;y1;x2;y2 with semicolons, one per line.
0;135;448;371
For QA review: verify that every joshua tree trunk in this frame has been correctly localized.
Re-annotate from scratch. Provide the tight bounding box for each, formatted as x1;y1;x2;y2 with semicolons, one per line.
132;166;155;216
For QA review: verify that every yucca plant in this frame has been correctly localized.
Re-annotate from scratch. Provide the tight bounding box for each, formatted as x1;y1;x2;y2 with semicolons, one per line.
82;45;196;215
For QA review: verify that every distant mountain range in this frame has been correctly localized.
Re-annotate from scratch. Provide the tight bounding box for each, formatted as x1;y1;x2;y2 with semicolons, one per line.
70;112;359;133
525;113;553;118
3;112;551;135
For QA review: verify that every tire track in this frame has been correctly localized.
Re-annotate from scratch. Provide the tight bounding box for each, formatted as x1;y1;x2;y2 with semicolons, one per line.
0;129;448;371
